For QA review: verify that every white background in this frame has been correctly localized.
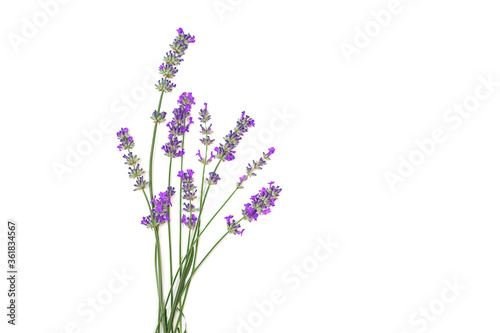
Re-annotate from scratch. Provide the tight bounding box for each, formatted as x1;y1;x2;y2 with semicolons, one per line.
1;0;500;332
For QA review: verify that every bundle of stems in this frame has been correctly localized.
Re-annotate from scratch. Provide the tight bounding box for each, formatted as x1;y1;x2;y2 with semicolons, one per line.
115;28;281;333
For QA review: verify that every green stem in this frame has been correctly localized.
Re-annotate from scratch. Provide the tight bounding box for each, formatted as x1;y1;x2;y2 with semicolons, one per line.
163;244;195;333
154;241;194;333
154;227;167;333
147;75;172;331
176;144;209;320
148;91;165;200
189;159;222;272
147;90;165;331
142;188;152;213
155;217;234;332
166;157;174;318
156;160;243;332
179;126;186;288
173;232;229;331
200;159;221;209
142;187;164;330
154;218;222;332
154;236;161;327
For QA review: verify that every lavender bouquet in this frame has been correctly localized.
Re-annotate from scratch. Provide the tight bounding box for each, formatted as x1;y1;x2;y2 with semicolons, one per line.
115;28;282;332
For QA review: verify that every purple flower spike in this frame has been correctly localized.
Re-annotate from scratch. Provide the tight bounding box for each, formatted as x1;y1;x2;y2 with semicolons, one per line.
178;169;198;207
155;78;176;93
141;187;176;228
206;172;221;185
178;92;195;107
152;189;174;222
170;29;195;56
266;147;275;157
159;63;178;79
156;28;194;94
163;50;184;67
196;150;203;162
117;127;135;151
116;130;149;191
181;213;197;229
242;182;282;222
236;147;276;189
151;110;167;124
198;103;212;123
128;163;145;179
215;112;255;162
141;216;152;227
162;135;182;158
133;176;148;192
163;92;196;158
123;152;139;165
236;111;255;134
225;215;244;236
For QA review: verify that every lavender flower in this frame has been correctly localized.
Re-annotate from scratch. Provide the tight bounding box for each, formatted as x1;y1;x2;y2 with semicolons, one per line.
158;63;178;79
236;111;255;134
163;50;183;67
206;171;220;185
133;175;148;192
123;152;139;165
178;92;196;107
155;78;176;93
178;169;197;201
151;110;167;124
166;107;195;136
162;92;196;158
199;103;215;146
242;182;282;222
237;147;275;189
196;150;203;162
178;169;198;229
162;135;183;158
117;128;148;191
181;214;197;229
141;187;175;228
215;111;255;162
198;102;211;123
196;149;215;165
170;28;196;56
152;189;175;223
225;215;244;236
183;202;197;213
141;215;152;227
155;28;195;95
117;127;134;151
128;164;145;179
